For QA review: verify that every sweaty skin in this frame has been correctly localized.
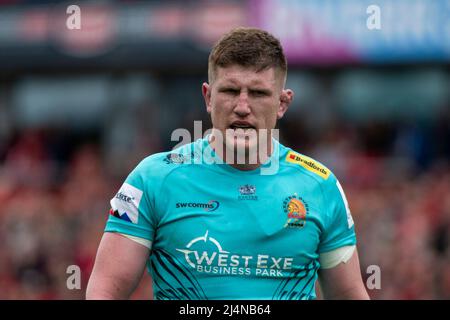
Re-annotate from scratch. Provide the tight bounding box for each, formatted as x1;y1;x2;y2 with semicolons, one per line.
202;65;293;171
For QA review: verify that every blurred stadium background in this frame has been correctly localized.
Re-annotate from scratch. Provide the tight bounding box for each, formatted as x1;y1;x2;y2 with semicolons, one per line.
0;0;448;299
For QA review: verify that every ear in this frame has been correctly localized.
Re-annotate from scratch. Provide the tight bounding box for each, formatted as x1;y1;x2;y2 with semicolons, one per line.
277;89;294;119
202;82;212;114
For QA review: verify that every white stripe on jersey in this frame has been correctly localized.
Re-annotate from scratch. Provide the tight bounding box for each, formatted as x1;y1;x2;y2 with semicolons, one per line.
119;233;152;250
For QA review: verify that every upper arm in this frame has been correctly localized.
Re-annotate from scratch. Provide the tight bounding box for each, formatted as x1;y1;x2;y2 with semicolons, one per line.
86;232;150;299
318;248;369;300
315;173;368;299
87;158;159;299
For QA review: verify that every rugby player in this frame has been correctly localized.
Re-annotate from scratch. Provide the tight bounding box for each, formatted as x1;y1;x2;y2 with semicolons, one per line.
86;27;369;300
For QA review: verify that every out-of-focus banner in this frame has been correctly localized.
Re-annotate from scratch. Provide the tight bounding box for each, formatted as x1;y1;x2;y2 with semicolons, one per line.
0;0;449;69
0;1;246;70
250;0;450;64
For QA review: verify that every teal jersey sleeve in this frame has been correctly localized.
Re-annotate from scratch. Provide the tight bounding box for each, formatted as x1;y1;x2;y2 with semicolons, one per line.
318;174;356;253
105;156;158;243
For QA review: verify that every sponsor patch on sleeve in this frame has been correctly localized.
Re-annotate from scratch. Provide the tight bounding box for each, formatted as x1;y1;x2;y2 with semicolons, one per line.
110;182;143;224
285;151;330;180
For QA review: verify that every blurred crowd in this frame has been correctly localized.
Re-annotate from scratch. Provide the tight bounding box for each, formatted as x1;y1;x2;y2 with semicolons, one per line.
0;102;448;299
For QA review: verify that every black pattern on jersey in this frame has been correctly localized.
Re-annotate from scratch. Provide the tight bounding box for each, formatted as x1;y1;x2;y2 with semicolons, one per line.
150;249;208;300
272;260;320;300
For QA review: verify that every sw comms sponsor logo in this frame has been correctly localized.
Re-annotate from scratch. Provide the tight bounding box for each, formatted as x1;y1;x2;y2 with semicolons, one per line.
176;231;293;277
176;200;220;212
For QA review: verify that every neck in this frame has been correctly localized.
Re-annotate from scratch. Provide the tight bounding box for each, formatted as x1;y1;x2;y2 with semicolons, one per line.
208;131;274;171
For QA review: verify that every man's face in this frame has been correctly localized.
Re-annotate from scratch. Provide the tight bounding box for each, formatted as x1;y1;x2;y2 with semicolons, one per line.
202;65;293;156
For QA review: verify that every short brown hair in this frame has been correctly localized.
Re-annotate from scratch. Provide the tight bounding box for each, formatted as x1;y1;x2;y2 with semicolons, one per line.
208;27;287;83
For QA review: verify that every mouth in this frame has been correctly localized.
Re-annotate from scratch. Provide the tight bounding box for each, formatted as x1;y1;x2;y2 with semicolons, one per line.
228;121;256;131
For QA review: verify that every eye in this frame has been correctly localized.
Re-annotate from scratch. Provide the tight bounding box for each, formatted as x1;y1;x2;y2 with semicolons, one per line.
250;89;269;97
220;88;239;95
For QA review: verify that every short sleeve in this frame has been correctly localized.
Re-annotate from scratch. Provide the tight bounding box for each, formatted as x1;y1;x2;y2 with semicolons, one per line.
318;176;356;253
105;159;156;243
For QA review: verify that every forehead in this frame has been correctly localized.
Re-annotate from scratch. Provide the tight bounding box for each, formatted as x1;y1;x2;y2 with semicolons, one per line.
214;65;279;88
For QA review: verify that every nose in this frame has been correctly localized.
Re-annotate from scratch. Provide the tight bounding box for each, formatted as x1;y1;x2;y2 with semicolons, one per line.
234;91;251;117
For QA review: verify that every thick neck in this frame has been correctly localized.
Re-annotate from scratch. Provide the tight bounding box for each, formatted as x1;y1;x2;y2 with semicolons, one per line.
208;131;274;171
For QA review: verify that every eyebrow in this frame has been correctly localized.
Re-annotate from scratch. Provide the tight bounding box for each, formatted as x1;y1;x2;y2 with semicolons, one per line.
219;75;272;86
217;85;272;93
248;88;272;94
218;79;271;89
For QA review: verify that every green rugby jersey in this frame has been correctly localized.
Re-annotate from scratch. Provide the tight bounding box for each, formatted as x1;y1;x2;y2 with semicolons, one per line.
105;136;356;300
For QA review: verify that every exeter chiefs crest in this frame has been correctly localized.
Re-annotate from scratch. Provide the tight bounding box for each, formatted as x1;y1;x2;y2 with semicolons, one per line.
283;194;309;228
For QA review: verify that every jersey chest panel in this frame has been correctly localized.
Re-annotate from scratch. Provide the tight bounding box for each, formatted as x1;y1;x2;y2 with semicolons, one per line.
151;165;324;286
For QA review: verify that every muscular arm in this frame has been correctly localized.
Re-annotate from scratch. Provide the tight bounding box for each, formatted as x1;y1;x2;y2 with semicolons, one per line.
318;248;369;300
86;232;150;299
